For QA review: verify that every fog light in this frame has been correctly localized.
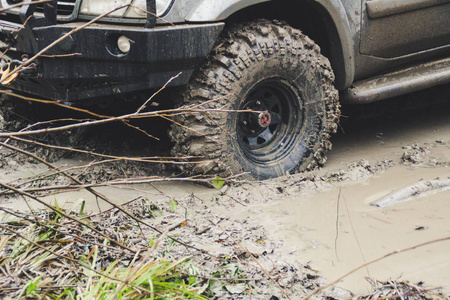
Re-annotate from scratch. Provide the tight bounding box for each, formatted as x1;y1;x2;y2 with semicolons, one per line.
117;36;131;54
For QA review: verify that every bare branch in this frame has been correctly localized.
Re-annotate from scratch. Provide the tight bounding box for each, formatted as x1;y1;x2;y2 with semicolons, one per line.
136;72;181;114
301;236;450;300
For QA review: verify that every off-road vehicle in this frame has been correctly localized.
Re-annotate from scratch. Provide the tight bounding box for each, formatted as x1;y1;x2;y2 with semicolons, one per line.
0;0;449;179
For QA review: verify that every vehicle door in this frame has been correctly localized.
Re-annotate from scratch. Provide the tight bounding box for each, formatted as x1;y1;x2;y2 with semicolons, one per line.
360;0;450;59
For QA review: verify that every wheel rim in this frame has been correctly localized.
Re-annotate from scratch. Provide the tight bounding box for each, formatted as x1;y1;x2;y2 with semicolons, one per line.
236;79;303;164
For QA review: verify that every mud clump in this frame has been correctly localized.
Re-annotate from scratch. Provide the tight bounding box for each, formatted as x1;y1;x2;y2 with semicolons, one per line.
402;144;431;164
218;159;396;206
401;143;449;167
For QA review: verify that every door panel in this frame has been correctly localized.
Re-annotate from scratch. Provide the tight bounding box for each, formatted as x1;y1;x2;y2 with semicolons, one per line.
361;0;450;58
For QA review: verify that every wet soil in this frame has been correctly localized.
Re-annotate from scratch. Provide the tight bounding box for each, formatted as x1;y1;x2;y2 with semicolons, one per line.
1;85;450;298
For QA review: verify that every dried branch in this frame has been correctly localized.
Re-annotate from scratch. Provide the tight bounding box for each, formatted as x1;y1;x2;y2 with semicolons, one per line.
10;136;202;164
0;181;135;252
0;224;147;291
301;236;450;300
0;91;260;139
136;72;181;114
212;220;293;300
0;175;221;197
1;91;111;119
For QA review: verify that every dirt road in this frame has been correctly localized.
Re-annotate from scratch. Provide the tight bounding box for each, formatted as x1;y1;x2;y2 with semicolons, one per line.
1;86;449;298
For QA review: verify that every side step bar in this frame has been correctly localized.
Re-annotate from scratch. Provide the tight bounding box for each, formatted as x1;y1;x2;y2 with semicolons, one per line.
342;57;450;104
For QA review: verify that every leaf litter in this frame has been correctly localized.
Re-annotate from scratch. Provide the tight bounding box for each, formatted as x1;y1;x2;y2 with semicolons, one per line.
2;153;449;299
1;96;450;299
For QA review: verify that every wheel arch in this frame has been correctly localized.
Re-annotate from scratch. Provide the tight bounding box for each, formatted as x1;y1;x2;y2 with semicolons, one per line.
186;0;355;90
169;20;340;179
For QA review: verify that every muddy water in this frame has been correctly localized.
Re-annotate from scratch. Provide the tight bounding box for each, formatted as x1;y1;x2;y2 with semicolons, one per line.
216;99;450;294
249;99;450;294
256;165;450;294
327;98;450;171
251;100;450;294
0;172;212;213
1;91;450;296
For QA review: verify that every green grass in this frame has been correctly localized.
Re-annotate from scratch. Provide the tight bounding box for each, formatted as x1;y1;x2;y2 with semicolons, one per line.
0;209;212;300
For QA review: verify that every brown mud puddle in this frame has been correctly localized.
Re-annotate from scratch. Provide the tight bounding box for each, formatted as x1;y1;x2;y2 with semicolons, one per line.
1;89;450;297
252;165;450;294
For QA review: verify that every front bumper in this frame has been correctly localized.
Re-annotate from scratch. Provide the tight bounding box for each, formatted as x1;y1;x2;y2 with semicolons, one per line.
0;20;224;101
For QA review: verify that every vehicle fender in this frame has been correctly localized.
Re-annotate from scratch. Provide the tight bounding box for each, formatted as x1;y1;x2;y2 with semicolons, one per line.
314;0;356;89
186;0;356;89
185;0;271;22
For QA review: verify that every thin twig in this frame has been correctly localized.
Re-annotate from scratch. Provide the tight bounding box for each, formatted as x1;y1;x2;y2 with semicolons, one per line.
0;91;260;139
334;188;341;261
0;182;135;252
82;196;142;219
301;236;450;300
136;72;181;113
343;193;370;277
0;175;220;196
212;221;293;300
40;53;82;58
10;136;205;164
109;220;186;300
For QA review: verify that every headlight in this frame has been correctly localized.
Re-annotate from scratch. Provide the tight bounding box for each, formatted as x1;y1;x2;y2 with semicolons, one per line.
79;0;130;18
80;0;175;18
127;0;174;18
155;0;173;16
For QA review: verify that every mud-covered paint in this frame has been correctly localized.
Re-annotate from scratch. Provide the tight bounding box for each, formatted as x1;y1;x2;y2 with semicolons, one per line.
344;57;450;104
312;0;359;89
78;0;173;17
185;0;271;21
0;22;224;101
367;0;450;19
184;0;358;89
360;0;450;59
1;0;449;102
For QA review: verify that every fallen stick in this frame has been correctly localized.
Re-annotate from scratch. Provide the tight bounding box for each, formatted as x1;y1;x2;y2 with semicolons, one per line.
371;178;450;208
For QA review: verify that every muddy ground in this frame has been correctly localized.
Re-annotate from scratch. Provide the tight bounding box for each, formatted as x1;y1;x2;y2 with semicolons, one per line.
1;85;450;299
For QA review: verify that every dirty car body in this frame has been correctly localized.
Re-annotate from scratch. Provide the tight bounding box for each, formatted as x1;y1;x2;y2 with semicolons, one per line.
0;0;226;101
0;0;449;102
1;0;450;179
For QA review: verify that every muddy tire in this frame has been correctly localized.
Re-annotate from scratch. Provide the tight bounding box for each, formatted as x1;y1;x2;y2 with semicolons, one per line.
169;20;340;180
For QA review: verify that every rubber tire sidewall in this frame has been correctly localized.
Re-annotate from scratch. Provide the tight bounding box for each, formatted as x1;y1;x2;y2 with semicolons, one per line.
223;53;326;180
169;20;339;180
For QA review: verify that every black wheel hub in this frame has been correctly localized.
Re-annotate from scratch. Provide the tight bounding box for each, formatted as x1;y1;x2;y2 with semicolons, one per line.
237;79;302;163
